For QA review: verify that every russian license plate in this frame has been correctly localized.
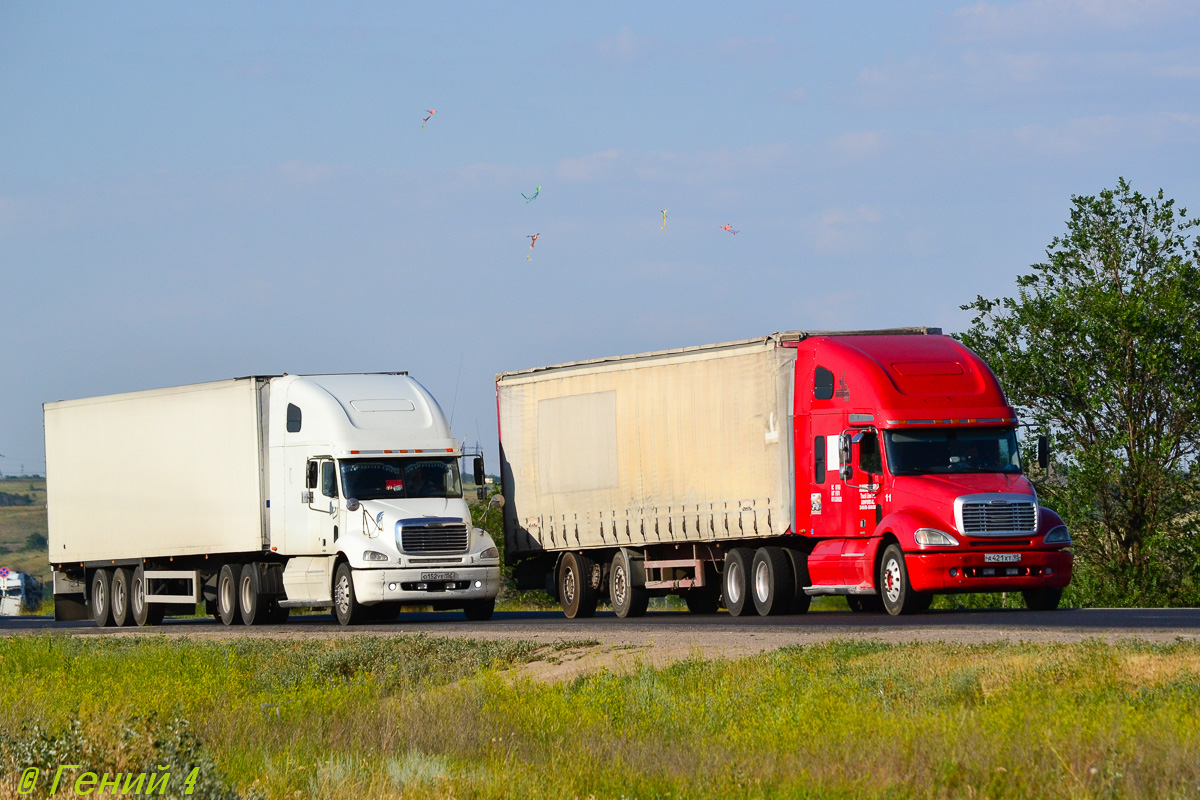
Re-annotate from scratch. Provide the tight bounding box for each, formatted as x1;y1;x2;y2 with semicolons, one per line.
421;572;456;581
984;554;1021;563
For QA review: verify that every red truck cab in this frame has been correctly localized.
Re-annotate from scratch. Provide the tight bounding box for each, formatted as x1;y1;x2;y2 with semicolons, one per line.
792;334;1072;613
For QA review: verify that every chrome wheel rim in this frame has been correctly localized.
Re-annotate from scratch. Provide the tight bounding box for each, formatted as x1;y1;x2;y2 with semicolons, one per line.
884;558;903;604
754;560;771;604
563;565;577;606
335;574;352;616
727;562;743;606
612;562;627;608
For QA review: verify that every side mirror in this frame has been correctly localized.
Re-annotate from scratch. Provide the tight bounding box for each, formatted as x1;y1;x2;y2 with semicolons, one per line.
306;461;318;490
473;456;485;487
1037;435;1050;471
489;494;505;509
345;498;360;512
839;433;854;482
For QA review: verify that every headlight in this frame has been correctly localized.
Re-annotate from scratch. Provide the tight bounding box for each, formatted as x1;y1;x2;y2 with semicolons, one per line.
1044;525;1071;544
479;547;499;560
363;550;389;562
914;528;959;546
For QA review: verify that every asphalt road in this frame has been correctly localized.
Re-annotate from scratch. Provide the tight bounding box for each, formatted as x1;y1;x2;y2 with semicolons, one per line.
3;608;1199;650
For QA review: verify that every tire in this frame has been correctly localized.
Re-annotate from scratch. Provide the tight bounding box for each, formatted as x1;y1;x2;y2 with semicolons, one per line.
911;591;935;613
463;598;495;621
110;567;133;627
90;569;114;628
784;549;812;615
332;562;364;625
558;552;599;619
751;547;795;616
878;544;924;616
723;548;755;617
217;564;243;626
609;550;648;619
130;565;165;627
1022;588;1062;611
239;563;272;626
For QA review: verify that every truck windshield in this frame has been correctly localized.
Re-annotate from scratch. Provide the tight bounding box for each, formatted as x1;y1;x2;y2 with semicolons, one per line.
340;458;463;500
884;428;1022;475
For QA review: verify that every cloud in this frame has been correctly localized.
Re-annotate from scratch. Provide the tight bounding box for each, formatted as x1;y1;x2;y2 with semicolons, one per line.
595;26;646;65
829;131;888;159
1008;111;1200;154
556;149;625;181
809;205;884;255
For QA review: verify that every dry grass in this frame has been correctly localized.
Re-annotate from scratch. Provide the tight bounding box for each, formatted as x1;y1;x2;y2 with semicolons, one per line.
1;636;1199;798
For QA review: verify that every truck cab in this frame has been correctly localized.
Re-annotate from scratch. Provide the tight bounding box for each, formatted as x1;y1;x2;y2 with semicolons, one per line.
794;335;1072;613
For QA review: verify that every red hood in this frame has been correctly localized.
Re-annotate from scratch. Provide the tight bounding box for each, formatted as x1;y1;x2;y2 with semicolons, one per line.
890;472;1036;530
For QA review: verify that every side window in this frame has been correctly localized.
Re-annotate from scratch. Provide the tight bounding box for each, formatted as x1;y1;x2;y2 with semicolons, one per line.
814;366;834;400
858;431;882;474
287;403;302;433
814;436;826;484
321;461;339;499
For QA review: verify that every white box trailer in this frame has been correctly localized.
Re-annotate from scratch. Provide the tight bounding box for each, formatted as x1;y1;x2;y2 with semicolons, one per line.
45;373;501;627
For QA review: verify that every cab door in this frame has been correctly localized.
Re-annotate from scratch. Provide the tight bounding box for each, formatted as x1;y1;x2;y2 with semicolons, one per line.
306;458;339;554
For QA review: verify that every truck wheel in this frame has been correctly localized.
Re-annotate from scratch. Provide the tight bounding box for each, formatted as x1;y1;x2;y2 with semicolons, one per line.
723;548;755;617
463;598;495;621
217;564;244;626
783;549;813;614
609;550;648;618
558;552;598;619
239;564;272;626
90;569;114;628
333;562;365;625
109;567;133;627
1022;588;1062;611
130;565;165;626
878;544;924;616
752;547;795;616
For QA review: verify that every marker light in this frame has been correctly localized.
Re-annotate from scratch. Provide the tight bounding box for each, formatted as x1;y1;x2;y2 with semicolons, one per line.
474;580;482;588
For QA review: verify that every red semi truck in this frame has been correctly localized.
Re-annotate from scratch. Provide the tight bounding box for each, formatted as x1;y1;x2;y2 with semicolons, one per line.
496;328;1072;617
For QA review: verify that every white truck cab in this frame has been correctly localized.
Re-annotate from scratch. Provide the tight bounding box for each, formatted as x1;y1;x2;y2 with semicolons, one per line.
45;372;501;627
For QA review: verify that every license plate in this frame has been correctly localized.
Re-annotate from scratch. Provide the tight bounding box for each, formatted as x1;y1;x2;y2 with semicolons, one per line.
984;554;1021;563
421;572;456;581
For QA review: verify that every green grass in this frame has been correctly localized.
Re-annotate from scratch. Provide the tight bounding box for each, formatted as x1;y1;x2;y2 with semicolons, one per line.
0;478;50;587
1;636;1199;798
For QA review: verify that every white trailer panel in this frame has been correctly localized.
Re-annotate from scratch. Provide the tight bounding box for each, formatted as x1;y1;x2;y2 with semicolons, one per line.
498;335;797;555
45;379;266;563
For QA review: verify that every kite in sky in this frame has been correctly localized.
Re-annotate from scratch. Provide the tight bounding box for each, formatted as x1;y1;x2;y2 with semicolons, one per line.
526;233;540;261
721;223;739;235
421;109;436;129
659;209;668;230
522;185;541;203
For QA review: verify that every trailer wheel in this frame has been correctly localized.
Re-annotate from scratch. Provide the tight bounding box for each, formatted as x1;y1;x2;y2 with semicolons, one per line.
90;569;114;628
333;562;365;625
130;565;166;627
217;564;244;626
463;598;495;621
558;552;598;619
784;549;813;615
109;567;134;627
751;547;795;616
723;548;755;617
1022;588;1062;611
879;544;924;616
609;550;648;618
239;564;272;626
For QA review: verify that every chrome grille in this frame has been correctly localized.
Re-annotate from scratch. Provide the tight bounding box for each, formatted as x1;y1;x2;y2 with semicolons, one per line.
960;501;1037;534
399;522;469;554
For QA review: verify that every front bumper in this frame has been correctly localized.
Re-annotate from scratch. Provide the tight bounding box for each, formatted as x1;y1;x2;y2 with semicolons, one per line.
351;564;500;605
907;549;1073;593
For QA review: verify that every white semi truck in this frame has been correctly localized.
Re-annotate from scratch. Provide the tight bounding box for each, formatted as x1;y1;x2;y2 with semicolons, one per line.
44;373;501;627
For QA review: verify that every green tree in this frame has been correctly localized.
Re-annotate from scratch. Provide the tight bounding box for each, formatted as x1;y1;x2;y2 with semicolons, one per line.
960;179;1200;606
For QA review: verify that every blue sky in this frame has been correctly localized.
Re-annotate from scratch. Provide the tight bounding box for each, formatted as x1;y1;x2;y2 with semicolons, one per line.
2;1;1198;473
